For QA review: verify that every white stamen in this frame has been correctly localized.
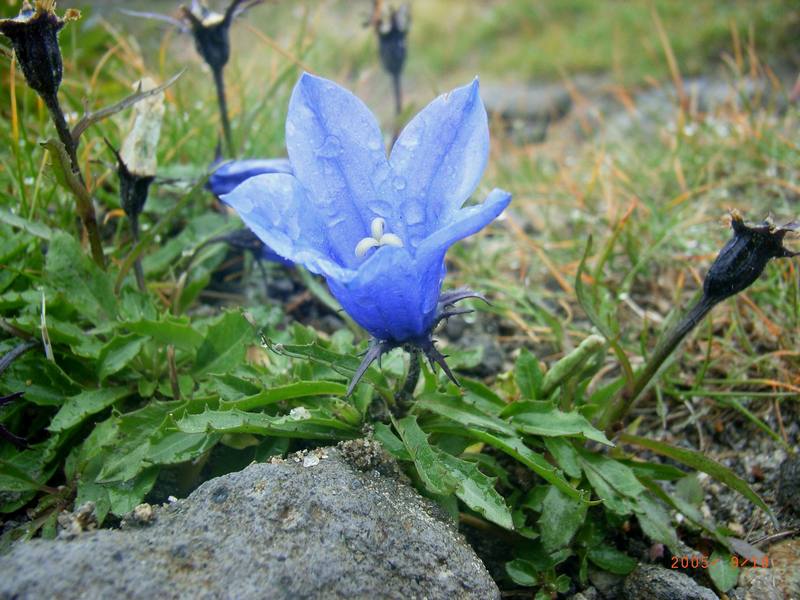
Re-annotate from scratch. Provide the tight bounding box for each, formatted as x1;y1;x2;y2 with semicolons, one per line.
371;217;386;240
354;217;404;258
355;237;381;258
380;233;403;248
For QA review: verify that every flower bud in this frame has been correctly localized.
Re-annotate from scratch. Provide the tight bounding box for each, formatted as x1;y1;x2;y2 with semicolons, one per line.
703;210;798;303
0;1;79;99
374;3;409;78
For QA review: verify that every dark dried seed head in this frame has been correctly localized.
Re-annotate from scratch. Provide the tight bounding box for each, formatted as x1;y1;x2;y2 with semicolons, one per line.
374;3;409;77
703;210;798;303
180;0;238;72
0;1;79;99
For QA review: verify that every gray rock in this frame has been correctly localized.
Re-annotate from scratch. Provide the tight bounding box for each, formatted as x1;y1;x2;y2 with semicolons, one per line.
777;454;800;513
482;81;572;143
0;447;499;600
731;568;783;600
622;564;718;600
589;566;624;599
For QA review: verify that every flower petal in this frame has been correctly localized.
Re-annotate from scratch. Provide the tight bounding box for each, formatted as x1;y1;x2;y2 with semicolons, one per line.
286;73;403;267
209;158;293;197
390;78;489;246
327;245;444;342
417;188;511;262
222;173;348;280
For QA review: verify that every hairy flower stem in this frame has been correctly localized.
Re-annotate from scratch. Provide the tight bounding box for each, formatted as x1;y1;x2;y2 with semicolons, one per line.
212;66;234;157
42;93;105;268
600;294;716;433
394;347;420;415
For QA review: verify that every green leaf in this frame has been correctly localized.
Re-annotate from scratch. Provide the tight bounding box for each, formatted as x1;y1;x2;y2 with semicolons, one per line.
515;348;543;399
506;559;540;587
126;317;204;352
619;433;772;518
45;232;116;325
98;334;146;380
436;450;514;530
394;416;459;496
177;408;357;440
463;429;585;502
538;485;587;551
221;381;347;410
543;437;582;479
634;494;679;548
107;468;159;516
373;423;410;461
708;549;739;592
0;458;47;492
579;451;647;498
145;430;221;465
587;545;638;575
415;393;516;436
48;388;131;432
194;311;255;376
0;208;53;240
503;401;613;445
675;473;704;507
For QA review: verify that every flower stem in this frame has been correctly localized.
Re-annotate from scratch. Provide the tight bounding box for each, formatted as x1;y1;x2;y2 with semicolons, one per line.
212;66;234;157
128;213;146;292
391;72;403;146
42;92;105;269
394;347;420;415
599;294;717;433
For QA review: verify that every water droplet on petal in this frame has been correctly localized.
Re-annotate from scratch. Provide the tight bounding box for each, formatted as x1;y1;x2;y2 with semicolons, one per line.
406;202;424;225
317;135;342;158
393;176;407;191
367;136;382;151
235;196;254;213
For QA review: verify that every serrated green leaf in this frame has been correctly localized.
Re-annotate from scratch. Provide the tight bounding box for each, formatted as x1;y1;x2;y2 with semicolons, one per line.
98;334;146;380
48;388;131;432
177;408;357;440
394;416;459;496
459;428;585;502
619;433;772;518
194;311;254;376
539;485;587;550
145;430;221;465
436;449;514;529
221;381;347;410
45;232;116;325
107;467;159;516
503;401;612;445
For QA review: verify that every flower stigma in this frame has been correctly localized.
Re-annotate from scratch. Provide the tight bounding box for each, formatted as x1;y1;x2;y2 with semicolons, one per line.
355;217;404;258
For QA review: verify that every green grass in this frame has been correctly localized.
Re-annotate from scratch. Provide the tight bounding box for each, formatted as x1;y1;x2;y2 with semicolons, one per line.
294;0;799;86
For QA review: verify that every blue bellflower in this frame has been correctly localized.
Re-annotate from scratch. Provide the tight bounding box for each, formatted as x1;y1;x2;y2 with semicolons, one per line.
224;73;511;392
